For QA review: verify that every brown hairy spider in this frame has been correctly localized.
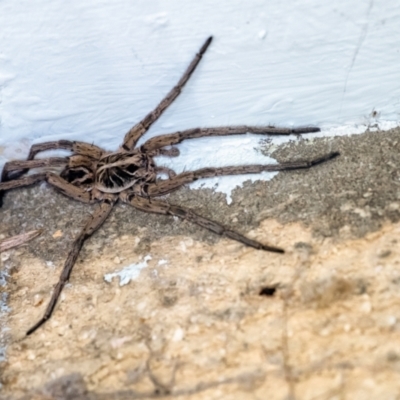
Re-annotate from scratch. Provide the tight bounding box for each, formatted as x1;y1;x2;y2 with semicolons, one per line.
0;37;339;335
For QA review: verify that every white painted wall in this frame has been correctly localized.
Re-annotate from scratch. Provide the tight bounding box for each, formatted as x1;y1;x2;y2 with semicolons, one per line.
0;0;399;200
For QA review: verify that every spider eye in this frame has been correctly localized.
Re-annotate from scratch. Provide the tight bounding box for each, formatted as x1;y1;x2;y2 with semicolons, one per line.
126;164;138;174
69;169;86;179
61;168;93;185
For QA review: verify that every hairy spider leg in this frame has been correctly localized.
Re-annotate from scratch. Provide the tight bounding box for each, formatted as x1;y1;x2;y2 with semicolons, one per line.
2;157;68;174
141;126;320;152
27;140;104;160
120;194;284;253
26;198;116;335
122;36;213;151
144;152;340;197
2;140;104;181
0;172;96;204
0;140;105;206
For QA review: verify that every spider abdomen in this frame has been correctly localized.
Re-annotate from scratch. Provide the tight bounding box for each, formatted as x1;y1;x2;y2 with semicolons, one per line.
95;151;156;193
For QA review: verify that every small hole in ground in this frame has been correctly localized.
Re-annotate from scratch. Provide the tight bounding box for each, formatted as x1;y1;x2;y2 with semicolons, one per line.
259;286;277;297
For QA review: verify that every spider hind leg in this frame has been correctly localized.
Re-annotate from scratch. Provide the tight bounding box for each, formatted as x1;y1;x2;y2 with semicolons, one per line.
145;152;340;197
121;195;284;253
0;141;104;207
26;198;116;335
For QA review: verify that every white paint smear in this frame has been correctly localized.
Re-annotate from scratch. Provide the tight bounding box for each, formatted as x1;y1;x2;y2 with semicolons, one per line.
104;255;151;286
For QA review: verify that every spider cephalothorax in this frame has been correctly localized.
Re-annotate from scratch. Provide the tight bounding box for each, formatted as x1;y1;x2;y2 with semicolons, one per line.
96;151;157;193
58;149;159;198
0;36;339;335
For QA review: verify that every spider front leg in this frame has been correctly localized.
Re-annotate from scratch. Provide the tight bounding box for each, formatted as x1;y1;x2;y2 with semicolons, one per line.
141;126;320;152
2;157;68;177
27;140;104;161
2;140;103;181
26;197;117;335
122;37;213;151
0;140;104;206
121;194;283;253
0;171;95;204
144;152;340;197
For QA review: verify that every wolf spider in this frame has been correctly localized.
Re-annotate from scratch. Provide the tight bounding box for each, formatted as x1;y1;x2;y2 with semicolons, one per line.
0;36;339;335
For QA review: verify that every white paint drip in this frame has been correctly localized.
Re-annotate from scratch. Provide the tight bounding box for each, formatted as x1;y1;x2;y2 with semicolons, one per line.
104;255;151;286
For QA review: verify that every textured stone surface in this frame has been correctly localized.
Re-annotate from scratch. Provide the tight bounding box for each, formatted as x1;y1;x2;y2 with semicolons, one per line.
2;128;400;399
